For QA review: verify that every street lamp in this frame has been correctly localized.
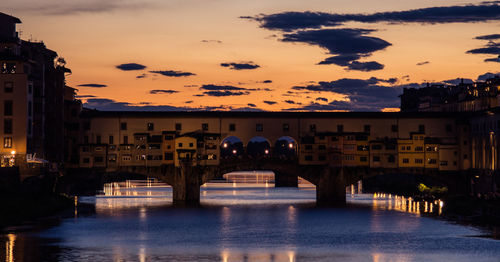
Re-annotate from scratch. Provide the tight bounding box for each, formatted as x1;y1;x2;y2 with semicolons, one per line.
264;149;269;155
232;149;237;155
288;143;293;149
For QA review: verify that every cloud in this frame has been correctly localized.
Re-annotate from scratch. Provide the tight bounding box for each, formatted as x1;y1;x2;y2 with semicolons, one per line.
116;63;147;71
76;95;96;98
262;80;273;84
201;91;250;97
247;103;257;107
283;100;302;105
201;40;223;44
248;3;500;31
443;78;474;85
475;34;500;40
149;70;196;77
477;72;500;80
7;0;156;16
291;77;414;111
316;97;328;102
263;100;277;105
77;83;107;88
185;100;193;104
149;89;179;94
220;62;260;70
200;84;249;91
467;36;500;62
282;28;390;71
416;61;430;66
136;73;147;79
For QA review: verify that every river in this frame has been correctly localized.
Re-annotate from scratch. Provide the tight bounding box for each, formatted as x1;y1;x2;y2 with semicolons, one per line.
1;178;500;262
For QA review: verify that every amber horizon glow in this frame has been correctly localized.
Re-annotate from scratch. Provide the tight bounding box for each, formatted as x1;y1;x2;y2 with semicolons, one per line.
2;0;500;111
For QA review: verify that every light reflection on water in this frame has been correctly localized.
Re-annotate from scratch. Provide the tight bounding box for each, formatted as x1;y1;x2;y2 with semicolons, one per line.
2;181;500;262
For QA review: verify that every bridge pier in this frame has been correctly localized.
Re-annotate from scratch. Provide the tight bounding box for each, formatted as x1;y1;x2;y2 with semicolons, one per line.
315;167;346;206
274;170;298;187
171;163;201;206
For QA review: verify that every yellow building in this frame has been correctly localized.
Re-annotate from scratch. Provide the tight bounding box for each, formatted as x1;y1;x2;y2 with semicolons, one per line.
397;133;425;168
174;136;197;167
162;131;176;165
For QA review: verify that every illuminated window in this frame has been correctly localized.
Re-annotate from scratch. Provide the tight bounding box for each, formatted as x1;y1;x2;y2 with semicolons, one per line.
3;137;12;148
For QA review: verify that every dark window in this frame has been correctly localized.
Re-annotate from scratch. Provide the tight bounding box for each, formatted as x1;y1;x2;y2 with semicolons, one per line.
147;123;154;131
446;124;453;132
440;161;448;166
189;143;194;147
283;123;289;132
165;153;174;160
305;155;313;161
256;124;263;132
120;122;127;130
4;100;12;116
309;124;316;132
415;159;423;164
464;154;468;159
386;144;396;150
415;146;423;151
318;145;326;150
28;101;32;117
84;122;90;130
305;145;313;150
364;125;371;133
229;123;236;131
3;137;12;148
403;158;409;163
28;84;32;94
164;135;174;140
178;143;183;147
373;156;380;162
109;135;114;144
94;156;104;163
391;125;398;132
84;136;89;144
175;123;182;131
428;159;437;164
202;123;208;131
371;144;382;150
123;135;128;144
318;155;326;161
360;156;368;162
337;124;343;132
388;155;395;163
83;158;90;164
4;82;13;93
71;109;77;117
4;119;12;134
96;135;101;144
418;124;425;133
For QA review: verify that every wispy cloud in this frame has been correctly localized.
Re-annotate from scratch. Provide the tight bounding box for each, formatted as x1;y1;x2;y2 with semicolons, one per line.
77;83;107;88
220;62;260;70
149;70;196;77
116;63;146;71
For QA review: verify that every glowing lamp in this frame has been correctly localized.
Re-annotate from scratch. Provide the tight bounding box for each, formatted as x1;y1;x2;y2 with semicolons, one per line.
232;149;237;154
10;150;16;155
223;143;228;148
288;143;293;149
264;149;269;154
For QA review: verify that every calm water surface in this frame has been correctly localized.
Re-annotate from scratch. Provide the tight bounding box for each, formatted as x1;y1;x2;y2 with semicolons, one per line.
2;181;500;262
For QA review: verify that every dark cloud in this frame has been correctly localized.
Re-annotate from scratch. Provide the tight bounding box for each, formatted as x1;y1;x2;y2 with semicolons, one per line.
283;100;302;105
220;62;260;70
200;84;248;91
467;36;500;62
262;80;273;84
477;72;500;80
76;95;96;98
77;83;107;88
263;100;277;105
149;89;179;95
184;85;199;88
316;97;328;102
247;103;257;107
248;3;500;31
201;40;223;44
291;77;414;111
116;63;147;71
201;91;250;97
136;73;147;79
185;100;194;104
416;61;430;66
443;78;474;85
10;0;155;16
475;34;500;40
149;70;196;77
282;28;390;71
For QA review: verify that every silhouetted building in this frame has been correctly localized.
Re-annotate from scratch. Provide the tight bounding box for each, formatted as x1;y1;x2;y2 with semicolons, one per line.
0;12;74;169
400;77;500;112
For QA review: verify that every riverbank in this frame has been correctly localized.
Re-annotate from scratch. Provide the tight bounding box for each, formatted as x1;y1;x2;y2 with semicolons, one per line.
0;194;74;231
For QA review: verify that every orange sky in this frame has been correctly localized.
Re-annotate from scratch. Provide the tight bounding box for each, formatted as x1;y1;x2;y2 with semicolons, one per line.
1;0;500;111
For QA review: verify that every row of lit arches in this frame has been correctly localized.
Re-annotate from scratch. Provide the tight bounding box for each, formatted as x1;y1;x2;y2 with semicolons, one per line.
220;136;297;159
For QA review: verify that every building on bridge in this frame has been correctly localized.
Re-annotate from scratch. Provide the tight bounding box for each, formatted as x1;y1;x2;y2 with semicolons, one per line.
76;111;471;173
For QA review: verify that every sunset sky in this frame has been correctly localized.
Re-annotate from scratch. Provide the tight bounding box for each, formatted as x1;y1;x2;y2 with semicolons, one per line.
2;0;500;111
